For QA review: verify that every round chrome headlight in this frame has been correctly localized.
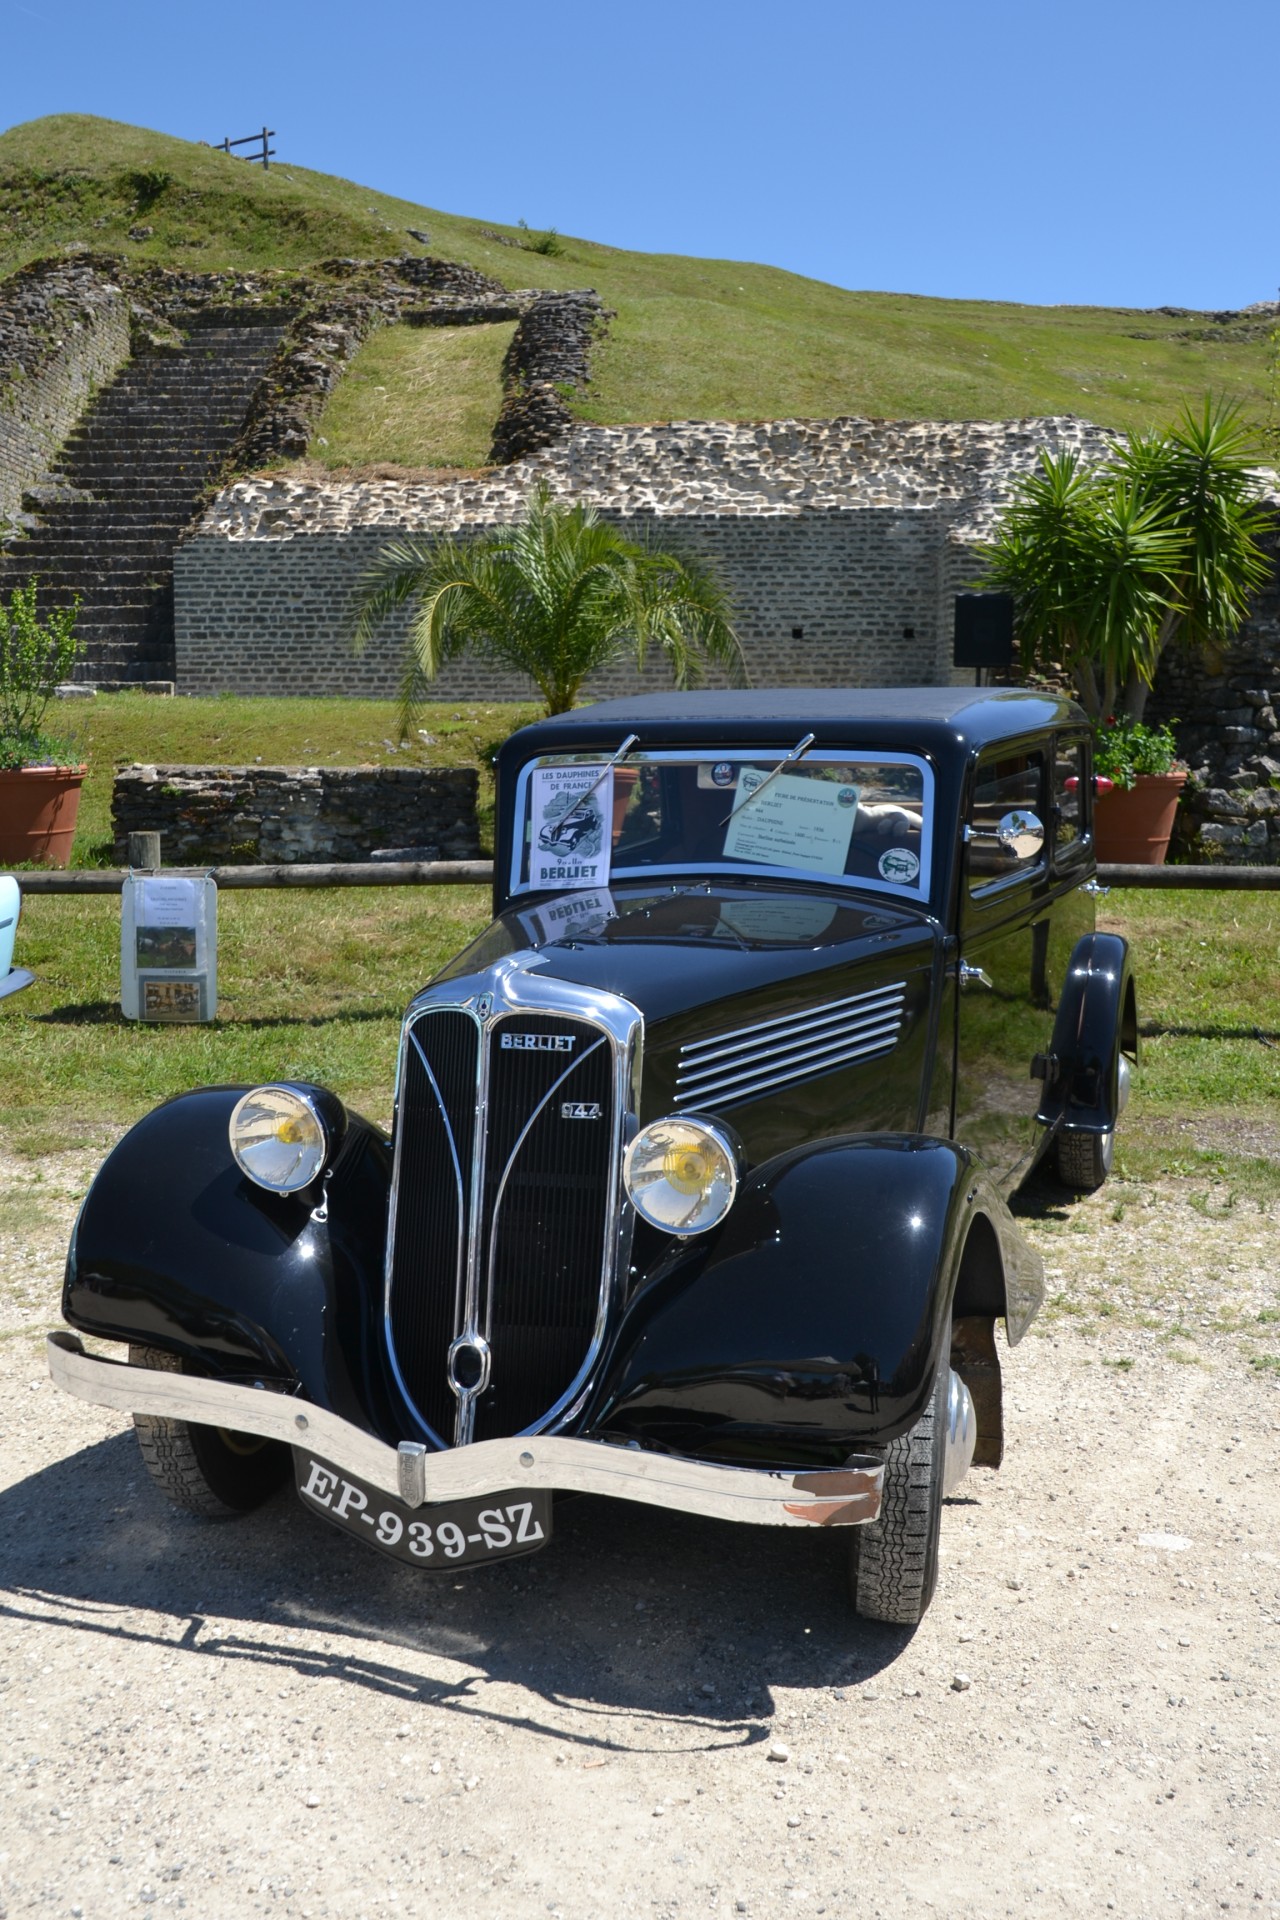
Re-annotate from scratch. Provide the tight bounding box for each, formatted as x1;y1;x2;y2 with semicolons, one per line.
229;1085;334;1194
623;1115;739;1236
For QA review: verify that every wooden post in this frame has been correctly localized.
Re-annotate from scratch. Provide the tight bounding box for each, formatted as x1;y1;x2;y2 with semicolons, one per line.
262;127;270;169
127;831;162;870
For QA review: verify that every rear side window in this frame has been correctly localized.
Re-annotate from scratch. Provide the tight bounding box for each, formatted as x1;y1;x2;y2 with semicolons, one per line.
1052;734;1092;866
966;751;1046;895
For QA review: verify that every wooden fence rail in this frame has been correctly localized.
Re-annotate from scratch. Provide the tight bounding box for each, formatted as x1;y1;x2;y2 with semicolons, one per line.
11;862;1280;896
14;861;491;895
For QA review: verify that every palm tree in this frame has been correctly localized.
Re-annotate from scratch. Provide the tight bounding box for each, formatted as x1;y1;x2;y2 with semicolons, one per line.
352;485;746;722
982;402;1272;721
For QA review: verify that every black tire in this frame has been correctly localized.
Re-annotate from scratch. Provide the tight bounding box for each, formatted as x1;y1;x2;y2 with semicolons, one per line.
849;1352;948;1626
129;1344;289;1519
1056;1127;1114;1192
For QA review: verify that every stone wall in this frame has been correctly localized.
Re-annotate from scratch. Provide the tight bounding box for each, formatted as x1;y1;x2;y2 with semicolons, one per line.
1147;511;1280;863
174;507;949;699
175;415;1117;697
0;258;132;534
490;291;613;464
111;763;480;865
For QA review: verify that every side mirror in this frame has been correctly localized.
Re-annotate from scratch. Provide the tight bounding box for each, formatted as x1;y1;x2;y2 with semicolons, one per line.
996;809;1045;859
964;810;1045;861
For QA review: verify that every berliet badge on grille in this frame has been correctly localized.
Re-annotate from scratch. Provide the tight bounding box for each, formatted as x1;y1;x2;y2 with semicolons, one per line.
561;1100;602;1121
501;1031;577;1052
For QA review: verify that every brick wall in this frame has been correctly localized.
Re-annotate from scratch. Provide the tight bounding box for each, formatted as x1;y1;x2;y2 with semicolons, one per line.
174;508;949;698
0;260;132;533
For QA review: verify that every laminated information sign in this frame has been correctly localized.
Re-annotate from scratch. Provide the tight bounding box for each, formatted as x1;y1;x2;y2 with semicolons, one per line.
133;876;201;970
120;872;217;1023
722;771;859;877
530;766;613;891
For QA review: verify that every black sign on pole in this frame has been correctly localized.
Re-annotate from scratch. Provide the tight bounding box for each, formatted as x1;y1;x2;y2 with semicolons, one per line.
953;593;1015;685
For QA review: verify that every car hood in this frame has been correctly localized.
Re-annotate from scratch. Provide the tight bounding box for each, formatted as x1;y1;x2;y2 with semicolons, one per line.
433;884;946;1153
437;882;934;1019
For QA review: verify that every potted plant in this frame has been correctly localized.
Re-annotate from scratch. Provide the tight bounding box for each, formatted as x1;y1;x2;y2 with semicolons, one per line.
1092;714;1187;864
0;580;86;868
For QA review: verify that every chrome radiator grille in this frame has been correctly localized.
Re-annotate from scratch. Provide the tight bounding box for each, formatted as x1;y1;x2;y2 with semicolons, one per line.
675;982;907;1109
386;1004;620;1446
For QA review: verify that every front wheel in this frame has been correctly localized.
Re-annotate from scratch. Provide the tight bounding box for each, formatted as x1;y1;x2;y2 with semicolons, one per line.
849;1353;948;1626
130;1345;289;1518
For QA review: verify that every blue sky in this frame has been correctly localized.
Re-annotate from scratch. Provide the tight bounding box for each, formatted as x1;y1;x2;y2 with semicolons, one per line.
3;0;1276;310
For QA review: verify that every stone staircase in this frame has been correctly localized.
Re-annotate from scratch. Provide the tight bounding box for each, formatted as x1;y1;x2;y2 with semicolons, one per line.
0;317;285;685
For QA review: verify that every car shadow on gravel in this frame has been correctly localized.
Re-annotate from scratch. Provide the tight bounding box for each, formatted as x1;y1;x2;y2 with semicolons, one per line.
0;1430;917;1754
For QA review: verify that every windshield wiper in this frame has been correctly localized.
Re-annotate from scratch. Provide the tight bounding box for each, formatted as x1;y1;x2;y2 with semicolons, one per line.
718;731;817;828
571;732;639;818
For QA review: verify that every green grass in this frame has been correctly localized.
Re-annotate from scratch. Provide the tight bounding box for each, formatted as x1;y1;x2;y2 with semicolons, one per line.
1;695;1277;1176
3;887;493;1150
1;115;1273;458
1099;892;1280;1119
48;693;540;867
308;321;516;471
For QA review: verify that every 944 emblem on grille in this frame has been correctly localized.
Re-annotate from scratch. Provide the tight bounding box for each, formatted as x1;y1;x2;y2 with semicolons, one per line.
561;1101;602;1121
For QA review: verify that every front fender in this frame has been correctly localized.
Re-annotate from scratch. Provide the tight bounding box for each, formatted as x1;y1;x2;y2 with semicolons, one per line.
62;1086;400;1440
585;1134;1043;1468
1039;932;1137;1133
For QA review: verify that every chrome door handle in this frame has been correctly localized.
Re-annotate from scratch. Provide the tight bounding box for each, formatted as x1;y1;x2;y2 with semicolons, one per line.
1082;879;1110;897
958;962;994;991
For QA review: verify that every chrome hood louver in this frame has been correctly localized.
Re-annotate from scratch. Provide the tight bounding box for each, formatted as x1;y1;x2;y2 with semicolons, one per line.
674;981;907;1110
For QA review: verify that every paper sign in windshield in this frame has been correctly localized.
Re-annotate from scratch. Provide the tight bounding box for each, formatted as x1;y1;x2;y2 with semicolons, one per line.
530;766;613;890
722;771;858;877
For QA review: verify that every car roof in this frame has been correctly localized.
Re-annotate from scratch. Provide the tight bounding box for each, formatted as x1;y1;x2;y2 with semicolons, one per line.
504;687;1086;762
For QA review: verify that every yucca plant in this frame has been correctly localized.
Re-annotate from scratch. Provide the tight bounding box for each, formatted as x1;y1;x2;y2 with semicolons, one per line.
982;402;1272;721
353;484;746;722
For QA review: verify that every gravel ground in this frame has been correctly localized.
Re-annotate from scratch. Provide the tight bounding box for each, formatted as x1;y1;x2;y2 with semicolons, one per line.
1;1144;1278;1920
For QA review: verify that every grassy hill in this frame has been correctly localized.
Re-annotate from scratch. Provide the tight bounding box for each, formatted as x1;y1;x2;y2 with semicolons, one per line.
2;113;1273;465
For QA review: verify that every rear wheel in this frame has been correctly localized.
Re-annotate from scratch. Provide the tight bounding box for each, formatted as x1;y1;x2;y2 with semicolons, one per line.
1056;1126;1114;1192
849;1352;948;1626
130;1345;289;1518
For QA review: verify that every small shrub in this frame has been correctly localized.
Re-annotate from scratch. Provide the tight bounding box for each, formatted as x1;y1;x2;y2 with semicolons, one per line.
0;581;83;769
517;218;565;258
1094;715;1184;791
126;166;173;208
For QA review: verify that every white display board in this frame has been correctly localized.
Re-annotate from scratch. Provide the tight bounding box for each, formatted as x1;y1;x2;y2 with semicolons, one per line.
120;872;218;1022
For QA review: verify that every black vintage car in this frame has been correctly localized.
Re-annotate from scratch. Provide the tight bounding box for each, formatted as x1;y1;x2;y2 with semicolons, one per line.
49;690;1137;1624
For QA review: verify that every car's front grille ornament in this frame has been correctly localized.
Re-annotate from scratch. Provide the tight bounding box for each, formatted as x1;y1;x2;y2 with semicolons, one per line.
384;972;639;1449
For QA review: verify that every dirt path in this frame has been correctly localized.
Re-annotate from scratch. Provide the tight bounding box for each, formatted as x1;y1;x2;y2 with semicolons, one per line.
2;1149;1278;1919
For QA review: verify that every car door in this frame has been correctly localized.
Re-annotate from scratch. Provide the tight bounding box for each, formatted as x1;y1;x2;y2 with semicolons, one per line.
952;740;1088;1189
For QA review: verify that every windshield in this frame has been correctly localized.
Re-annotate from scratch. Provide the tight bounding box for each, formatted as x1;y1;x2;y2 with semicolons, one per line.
510;748;934;901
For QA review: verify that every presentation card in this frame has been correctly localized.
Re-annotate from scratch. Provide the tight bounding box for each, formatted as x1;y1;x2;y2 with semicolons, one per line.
722;771;858;877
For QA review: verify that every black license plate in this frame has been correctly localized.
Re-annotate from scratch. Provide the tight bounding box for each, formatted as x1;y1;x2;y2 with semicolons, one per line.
293;1453;552;1569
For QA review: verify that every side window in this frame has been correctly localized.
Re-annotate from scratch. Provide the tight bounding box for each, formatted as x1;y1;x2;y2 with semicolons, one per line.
966;751;1046;894
1052;733;1092;866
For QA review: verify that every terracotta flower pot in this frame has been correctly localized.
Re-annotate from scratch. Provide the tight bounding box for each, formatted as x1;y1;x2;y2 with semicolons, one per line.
1093;771;1186;865
0;765;87;868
